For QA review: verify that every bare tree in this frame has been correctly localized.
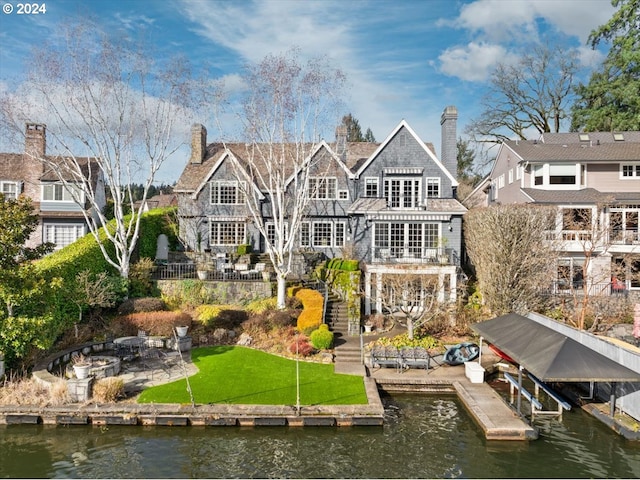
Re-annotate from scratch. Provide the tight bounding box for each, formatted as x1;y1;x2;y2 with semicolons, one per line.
464;204;559;315
217;49;345;308
466;45;578;146
375;272;450;339
0;21;195;279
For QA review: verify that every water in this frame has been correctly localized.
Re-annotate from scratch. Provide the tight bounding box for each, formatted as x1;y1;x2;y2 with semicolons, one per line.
1;394;639;478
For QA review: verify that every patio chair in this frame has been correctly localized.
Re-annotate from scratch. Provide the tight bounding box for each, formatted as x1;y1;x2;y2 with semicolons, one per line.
400;347;430;371
371;345;401;371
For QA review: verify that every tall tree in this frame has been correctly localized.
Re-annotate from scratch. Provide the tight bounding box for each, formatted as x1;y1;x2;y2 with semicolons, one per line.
464;204;558;315
341;113;364;141
571;0;640;131
466;45;579;145
220;49;345;308
364;128;376;142
0;21;195;279
0;195;53;318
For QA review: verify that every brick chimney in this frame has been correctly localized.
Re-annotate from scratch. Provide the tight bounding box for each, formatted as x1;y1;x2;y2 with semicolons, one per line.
190;124;207;164
440;106;457;179
25;123;46;159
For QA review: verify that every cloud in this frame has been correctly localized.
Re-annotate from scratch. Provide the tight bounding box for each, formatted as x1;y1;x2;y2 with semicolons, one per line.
444;0;615;44
438;42;517;82
575;45;606;68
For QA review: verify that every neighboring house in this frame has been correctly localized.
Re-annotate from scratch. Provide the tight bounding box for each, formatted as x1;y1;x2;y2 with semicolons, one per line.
174;107;467;314
487;131;640;293
134;192;177;213
0;123;106;250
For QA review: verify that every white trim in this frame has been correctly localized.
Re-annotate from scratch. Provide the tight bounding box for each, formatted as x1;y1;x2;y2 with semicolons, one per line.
620;162;640;179
355;120;458;186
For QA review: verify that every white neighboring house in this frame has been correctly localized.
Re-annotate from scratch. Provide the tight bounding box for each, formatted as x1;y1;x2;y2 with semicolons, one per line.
486;131;640;294
0;123;106;250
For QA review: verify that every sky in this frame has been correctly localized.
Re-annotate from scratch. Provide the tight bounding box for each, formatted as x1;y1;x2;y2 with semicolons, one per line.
0;0;616;183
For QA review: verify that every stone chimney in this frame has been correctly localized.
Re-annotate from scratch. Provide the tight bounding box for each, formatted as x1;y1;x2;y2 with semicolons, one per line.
190;124;207;164
25;123;46;159
440;106;457;179
335;125;347;159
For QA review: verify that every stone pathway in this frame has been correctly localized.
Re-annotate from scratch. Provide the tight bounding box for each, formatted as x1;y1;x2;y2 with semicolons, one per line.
118;350;199;396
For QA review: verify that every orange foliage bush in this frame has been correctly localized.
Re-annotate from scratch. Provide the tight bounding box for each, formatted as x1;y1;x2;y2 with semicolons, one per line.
112;311;192;336
294;288;323;333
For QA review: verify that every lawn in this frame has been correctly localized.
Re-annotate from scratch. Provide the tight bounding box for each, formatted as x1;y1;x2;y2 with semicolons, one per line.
137;346;368;405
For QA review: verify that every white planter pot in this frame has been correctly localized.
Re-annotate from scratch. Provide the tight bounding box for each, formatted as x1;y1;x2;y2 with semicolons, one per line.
73;364;91;380
364;324;373;333
197;270;208;280
176;326;189;338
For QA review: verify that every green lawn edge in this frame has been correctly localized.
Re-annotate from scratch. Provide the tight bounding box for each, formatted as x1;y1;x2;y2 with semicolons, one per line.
137;346;368;405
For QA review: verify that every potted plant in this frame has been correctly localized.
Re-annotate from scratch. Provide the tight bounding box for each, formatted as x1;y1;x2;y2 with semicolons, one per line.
364;322;373;333
176;325;189;338
72;353;92;379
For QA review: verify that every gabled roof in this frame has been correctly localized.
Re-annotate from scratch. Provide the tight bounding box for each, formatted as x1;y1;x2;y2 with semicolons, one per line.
0;153;25;180
284;140;354;188
0;152;101;188
472;313;640;382
354;120;458;186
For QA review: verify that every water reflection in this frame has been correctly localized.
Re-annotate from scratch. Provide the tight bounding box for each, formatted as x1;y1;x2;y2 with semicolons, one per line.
1;394;639;478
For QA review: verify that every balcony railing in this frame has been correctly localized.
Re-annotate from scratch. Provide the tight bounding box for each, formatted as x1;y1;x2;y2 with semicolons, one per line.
153;262;267;281
371;246;459;266
540;281;627;297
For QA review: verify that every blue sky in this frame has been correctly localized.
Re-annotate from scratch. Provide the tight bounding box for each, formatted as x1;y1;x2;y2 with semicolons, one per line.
0;0;615;183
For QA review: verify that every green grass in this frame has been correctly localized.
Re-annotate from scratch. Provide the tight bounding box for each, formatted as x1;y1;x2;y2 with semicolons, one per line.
137;346;368;405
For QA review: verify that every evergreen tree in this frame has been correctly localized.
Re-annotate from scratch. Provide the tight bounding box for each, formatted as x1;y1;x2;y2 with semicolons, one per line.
364;127;376;142
571;0;640;131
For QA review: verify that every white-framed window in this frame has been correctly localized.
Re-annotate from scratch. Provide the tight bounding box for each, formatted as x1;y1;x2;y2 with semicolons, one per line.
306;221;345;247
373;222;439;258
497;174;505;189
313;221;333;246
210;181;246;205
384;178;421;208
516;166;521;181
425;178;440;199
308;177;337;199
621;163;640;179
0;181;18;200
209;221;246;246
338;189;349;200
42;183;83;202
44;223;85;249
265;222;288;247
508;169;513;184
300;222;310;247
364;177;379;197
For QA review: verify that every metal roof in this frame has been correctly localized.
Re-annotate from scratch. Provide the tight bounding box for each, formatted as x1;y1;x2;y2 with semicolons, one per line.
472;313;640;382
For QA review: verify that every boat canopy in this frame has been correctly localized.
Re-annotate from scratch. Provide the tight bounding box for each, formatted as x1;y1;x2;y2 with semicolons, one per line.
472;313;640;383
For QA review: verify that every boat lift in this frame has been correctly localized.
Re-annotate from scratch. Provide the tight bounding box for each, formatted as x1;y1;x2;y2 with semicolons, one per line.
503;369;571;419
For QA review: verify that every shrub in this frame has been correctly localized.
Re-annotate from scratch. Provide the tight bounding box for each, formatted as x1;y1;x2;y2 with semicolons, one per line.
245;297;278;314
375;333;440;351
195;304;225;327
128;258;157;298
236;244;252;255
294;288;324;334
288;335;314;356
117;297;167;315
309;324;334;350
111;311;192;336
93;377;125;403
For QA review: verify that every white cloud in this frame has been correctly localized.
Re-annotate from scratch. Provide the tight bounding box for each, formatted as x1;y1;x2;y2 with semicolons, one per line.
438;42;517;82
448;0;614;44
575;45;606;68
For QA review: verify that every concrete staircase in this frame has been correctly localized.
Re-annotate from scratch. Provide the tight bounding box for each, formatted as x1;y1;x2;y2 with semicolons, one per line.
325;292;366;375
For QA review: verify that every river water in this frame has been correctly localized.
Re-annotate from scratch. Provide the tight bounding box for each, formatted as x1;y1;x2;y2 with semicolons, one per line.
1;393;639;478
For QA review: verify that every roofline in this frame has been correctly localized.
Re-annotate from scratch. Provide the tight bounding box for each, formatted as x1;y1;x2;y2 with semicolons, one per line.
354;120;458;186
192;149;265;200
283;140;354;188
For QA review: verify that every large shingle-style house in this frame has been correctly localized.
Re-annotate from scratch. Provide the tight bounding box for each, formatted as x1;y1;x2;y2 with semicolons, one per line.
174;107;467;314
487;131;640;293
0;123;106;250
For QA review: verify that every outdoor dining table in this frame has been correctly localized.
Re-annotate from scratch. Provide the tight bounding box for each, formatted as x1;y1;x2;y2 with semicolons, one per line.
113;336;145;359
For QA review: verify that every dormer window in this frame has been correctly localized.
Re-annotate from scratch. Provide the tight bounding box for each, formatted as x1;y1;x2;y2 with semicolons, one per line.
42;182;83;202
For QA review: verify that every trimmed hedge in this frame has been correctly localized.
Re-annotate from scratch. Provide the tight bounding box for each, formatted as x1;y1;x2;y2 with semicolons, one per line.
293;288;324;334
310;324;334;350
